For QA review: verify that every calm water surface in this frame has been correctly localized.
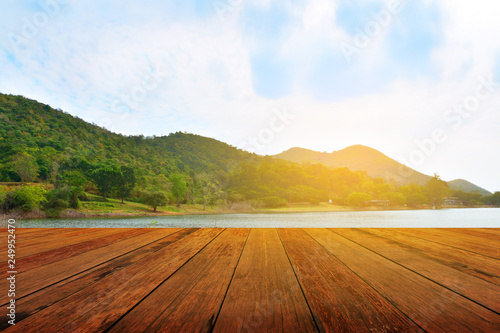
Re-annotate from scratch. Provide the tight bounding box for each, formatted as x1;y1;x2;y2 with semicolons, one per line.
19;208;500;228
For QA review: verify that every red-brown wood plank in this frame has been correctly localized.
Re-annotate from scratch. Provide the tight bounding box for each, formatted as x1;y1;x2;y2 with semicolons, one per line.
0;228;107;264
1;229;153;279
0;229;123;262
10;228;79;239
213;229;318;332
106;228;249;333
279;228;422;332
364;228;500;285
0;228;188;330
333;228;500;313
16;228;130;257
306;229;500;332
397;228;500;259
0;228;187;304
4;228;223;333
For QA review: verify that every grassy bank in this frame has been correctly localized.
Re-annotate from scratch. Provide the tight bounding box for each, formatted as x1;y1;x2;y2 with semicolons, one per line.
7;198;427;220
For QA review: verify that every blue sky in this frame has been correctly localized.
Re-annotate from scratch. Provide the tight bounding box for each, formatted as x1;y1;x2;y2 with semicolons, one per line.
1;0;500;192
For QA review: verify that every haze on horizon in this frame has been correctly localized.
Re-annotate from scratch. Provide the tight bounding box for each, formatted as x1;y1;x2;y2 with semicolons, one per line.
1;0;500;192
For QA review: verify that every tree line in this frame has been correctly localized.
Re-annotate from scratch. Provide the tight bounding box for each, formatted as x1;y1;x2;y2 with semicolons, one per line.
0;93;498;216
1;148;498;217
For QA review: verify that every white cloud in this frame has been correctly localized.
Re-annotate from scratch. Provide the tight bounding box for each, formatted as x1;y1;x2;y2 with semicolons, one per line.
0;0;499;191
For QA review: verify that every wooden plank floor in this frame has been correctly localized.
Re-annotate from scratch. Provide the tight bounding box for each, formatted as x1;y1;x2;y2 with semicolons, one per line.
1;228;499;332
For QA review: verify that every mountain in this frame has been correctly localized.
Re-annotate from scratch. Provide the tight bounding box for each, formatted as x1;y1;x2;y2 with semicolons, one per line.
274;145;430;185
274;146;492;195
447;179;492;196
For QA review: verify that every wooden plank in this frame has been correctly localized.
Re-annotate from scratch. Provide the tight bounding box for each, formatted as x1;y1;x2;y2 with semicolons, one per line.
4;228;223;333
442;228;500;242
0;229;123;262
421;228;500;251
306;229;500;332
13;228;109;249
364;228;500;285
1;229;152;279
278;228;422;332
0;228;187;330
0;228;190;304
106;228;249;333
396;228;500;259
11;228;76;239
8;227;57;235
333;228;500;313
213;229;318;333
2;228;75;242
16;228;130;257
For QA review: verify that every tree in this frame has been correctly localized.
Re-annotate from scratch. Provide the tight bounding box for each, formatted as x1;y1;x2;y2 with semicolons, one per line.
383;192;407;206
484;192;500;206
425;174;450;208
50;161;60;185
90;165;121;199
61;169;88;188
116;165;136;204
347;192;371;207
170;173;187;208
142;191;167;212
10;153;39;182
398;183;428;207
196;172;222;210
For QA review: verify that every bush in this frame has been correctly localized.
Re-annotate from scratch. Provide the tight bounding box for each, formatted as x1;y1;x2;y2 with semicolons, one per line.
43;187;82;217
44;198;69;218
259;196;288;208
1;185;47;212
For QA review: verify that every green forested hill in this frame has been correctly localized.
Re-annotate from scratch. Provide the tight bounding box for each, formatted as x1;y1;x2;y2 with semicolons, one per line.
0;93;255;180
0;93;496;214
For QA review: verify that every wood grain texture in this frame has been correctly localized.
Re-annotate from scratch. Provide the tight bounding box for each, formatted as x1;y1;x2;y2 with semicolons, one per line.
363;228;500;285
0;228;179;304
306;228;500;332
1;229;152;278
332;228;500;313
213;228;318;333
420;228;500;251
4;228;223;333
394;228;500;259
0;228;185;330
278;228;423;332
14;228;123;257
441;228;500;242
2;228;499;332
107;228;249;333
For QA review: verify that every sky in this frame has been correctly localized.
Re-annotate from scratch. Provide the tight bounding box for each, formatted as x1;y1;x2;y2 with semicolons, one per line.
1;0;500;192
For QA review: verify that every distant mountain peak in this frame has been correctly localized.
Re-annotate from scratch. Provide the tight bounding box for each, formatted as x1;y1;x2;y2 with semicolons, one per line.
274;145;491;195
447;179;492;196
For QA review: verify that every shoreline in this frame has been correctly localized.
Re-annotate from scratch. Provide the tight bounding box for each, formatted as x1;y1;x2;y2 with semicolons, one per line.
5;203;496;220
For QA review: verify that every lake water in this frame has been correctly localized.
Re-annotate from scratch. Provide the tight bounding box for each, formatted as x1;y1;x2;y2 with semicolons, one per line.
17;208;500;228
